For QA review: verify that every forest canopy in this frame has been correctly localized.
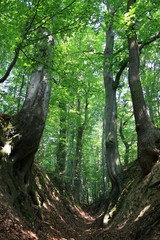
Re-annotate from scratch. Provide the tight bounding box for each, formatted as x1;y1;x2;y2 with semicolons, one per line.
0;0;160;212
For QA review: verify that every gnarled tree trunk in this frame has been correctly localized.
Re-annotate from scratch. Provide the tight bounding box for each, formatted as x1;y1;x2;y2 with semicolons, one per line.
127;0;160;175
1;66;51;217
1;26;53;217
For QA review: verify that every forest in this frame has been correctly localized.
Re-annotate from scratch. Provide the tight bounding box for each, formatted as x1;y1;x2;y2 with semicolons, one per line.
0;0;160;239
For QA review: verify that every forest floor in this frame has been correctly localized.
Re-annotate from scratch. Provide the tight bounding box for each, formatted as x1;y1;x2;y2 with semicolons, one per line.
0;160;160;240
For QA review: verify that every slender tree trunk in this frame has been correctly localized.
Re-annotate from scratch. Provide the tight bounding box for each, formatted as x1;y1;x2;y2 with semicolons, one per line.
56;101;67;175
74;100;83;202
103;10;123;201
127;0;160;174
102;122;109;196
73;98;88;203
119;118;130;165
119;102;132;165
65;106;70;176
70;122;75;188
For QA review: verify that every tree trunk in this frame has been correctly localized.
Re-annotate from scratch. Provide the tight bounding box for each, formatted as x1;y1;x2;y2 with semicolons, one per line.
73;100;83;202
17;68;26;113
103;10;123;201
73;98;88;203
119;118;130;165
70;122;75;188
1;66;51;217
56;101;67;175
102;122;109;196
127;0;160;174
119;102;132;165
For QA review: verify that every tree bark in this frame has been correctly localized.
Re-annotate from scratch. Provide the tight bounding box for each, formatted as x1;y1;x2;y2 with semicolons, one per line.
73;98;88;203
1;66;51;217
119;118;130;165
103;10;123;201
127;0;160;174
56;101;67;174
0;27;54;217
119;102;132;165
70;122;75;188
102;122;109;196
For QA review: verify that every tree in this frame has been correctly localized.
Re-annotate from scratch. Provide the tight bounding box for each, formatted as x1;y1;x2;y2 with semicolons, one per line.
119;99;134;165
0;0;79;216
1;20;54;215
141;51;160;127
1;64;51;217
1;0;160;214
127;0;160;174
103;3;123;202
56;101;67;175
73;97;88;203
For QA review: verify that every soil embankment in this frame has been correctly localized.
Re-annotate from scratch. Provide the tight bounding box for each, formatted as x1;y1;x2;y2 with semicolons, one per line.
0;160;160;239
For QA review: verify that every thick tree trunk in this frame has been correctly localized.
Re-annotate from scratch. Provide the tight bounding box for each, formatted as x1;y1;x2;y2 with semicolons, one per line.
103;11;123;201
1;66;51;216
127;0;160;174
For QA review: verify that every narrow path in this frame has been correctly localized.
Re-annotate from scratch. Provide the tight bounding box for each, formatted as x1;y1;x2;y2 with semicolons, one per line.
1;162;160;240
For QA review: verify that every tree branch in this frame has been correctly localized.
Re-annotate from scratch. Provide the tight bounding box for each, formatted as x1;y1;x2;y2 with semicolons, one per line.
0;0;42;83
0;45;21;83
113;59;128;90
23;0;41;37
139;32;160;51
20;49;57;84
31;0;77;32
113;32;160;90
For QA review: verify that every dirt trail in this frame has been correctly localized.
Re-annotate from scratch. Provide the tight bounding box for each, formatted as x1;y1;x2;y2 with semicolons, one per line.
0;185;97;240
0;161;160;240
